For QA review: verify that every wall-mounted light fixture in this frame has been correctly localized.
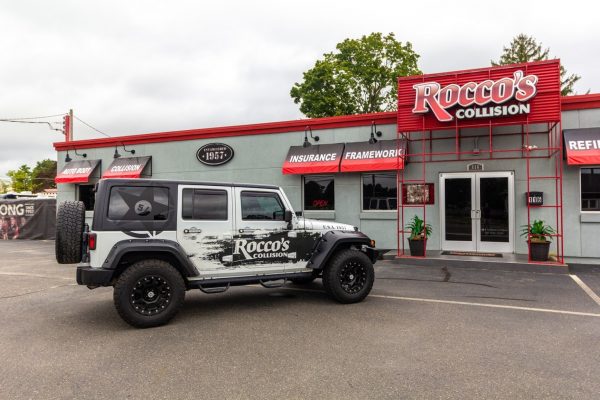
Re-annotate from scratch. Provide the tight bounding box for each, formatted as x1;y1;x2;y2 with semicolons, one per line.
369;121;383;144
114;144;136;158
303;126;320;148
64;148;87;162
74;149;87;158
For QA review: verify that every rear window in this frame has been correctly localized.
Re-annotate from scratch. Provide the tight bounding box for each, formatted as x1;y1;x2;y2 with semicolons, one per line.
108;186;169;221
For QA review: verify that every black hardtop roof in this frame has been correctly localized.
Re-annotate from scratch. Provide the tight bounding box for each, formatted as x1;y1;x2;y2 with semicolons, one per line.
100;178;280;190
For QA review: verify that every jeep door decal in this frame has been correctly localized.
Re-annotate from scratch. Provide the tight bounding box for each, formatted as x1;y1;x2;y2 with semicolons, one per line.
191;231;321;270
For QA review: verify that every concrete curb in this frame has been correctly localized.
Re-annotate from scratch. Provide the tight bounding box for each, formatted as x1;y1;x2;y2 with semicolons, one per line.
380;254;569;274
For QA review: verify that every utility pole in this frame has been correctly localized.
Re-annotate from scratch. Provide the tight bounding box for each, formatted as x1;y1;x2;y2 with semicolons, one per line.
68;109;74;141
63;109;74;142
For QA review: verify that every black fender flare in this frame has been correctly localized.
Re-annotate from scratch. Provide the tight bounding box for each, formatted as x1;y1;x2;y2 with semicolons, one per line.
307;231;378;270
102;239;198;277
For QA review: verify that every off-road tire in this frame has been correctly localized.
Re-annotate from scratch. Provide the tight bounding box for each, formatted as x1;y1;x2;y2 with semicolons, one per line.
322;249;374;303
113;259;185;328
55;201;85;264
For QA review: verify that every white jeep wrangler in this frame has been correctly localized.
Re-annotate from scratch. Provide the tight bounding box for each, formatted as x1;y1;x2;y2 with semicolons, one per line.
56;179;378;328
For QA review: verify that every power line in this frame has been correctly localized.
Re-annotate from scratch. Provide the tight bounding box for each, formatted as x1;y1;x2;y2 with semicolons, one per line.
0;113;66;120
73;115;112;138
0;119;63;132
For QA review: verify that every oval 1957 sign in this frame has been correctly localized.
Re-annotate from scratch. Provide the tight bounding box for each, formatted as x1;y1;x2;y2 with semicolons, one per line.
196;143;234;166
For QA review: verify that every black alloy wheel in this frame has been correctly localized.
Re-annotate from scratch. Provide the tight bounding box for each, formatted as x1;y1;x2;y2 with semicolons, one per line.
130;275;172;316
113;259;185;328
322;249;375;304
339;260;368;294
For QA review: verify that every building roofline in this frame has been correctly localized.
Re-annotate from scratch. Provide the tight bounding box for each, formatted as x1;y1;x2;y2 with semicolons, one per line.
54;111;397;151
560;93;600;111
397;59;559;81
54;94;600;151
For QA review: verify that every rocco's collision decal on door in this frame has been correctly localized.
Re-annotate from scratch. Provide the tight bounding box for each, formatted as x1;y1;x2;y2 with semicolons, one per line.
188;230;322;269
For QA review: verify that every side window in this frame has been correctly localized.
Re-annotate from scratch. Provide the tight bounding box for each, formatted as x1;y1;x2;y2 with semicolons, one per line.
581;167;600;211
362;173;397;211
304;175;334;210
241;191;285;221
182;189;228;220
108;186;169;221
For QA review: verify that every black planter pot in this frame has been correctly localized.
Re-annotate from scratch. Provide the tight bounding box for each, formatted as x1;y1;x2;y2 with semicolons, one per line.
529;241;550;261
408;239;426;256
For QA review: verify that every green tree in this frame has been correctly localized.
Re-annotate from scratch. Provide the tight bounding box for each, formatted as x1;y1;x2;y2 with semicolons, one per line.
31;159;57;193
290;32;421;118
0;180;9;194
7;164;32;192
491;34;581;96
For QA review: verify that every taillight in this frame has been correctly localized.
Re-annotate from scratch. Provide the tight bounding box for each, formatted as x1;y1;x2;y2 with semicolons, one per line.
88;233;97;250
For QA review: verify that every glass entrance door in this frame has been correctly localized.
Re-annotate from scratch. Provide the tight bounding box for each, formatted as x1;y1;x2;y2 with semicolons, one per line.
440;172;514;253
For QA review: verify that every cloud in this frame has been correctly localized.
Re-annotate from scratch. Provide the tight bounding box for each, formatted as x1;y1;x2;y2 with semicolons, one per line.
0;0;598;174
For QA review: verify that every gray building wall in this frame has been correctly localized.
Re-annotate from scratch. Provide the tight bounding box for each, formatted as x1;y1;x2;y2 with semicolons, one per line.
56;107;600;258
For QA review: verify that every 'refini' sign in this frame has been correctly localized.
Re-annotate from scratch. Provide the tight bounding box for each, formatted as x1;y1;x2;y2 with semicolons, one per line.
412;70;538;122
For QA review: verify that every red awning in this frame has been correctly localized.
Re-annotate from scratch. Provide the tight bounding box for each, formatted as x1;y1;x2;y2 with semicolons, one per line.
340;139;407;172
564;128;600;165
102;156;152;179
55;159;101;184
282;144;344;175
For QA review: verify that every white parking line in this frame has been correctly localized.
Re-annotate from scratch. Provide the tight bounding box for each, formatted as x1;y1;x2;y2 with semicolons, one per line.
279;286;600;318
369;294;600;318
570;274;600;307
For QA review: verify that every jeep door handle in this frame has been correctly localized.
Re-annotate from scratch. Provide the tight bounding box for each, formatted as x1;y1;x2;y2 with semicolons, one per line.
183;228;202;234
239;228;257;233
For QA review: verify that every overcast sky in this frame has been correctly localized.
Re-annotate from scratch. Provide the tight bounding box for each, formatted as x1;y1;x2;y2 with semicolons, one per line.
0;0;598;175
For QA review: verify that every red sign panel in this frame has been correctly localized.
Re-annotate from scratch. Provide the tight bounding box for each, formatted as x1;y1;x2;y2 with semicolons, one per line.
340;139;406;172
563;128;600;165
282;143;344;175
397;60;561;132
102;156;151;179
55;159;100;184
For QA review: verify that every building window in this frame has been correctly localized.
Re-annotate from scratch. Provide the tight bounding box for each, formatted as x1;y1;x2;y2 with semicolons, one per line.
304;175;334;211
78;184;96;211
581;168;600;211
182;189;228;220
362;173;397;211
108;186;169;221
241;191;285;221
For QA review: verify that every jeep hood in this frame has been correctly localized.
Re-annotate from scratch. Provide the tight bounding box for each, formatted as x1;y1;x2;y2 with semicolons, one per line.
297;217;356;232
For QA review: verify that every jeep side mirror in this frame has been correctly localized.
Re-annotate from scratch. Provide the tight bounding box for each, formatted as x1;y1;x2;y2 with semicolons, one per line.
284;209;293;223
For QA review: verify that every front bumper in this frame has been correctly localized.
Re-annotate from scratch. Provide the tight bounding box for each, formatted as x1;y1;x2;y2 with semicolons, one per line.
76;265;114;286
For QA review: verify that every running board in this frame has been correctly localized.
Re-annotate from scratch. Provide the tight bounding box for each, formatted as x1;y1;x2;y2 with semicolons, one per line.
259;279;286;288
187;272;313;288
198;283;230;294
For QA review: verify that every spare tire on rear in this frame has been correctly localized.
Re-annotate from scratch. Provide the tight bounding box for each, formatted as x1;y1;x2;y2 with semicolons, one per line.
55;201;85;264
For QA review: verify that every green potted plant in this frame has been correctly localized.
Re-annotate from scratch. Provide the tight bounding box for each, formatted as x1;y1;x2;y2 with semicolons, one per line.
520;219;555;261
405;215;432;256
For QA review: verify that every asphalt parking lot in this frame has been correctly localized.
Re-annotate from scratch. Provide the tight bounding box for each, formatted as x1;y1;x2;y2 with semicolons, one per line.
1;241;599;399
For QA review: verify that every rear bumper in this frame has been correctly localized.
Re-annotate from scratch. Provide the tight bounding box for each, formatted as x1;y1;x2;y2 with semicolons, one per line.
76;265;114;286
